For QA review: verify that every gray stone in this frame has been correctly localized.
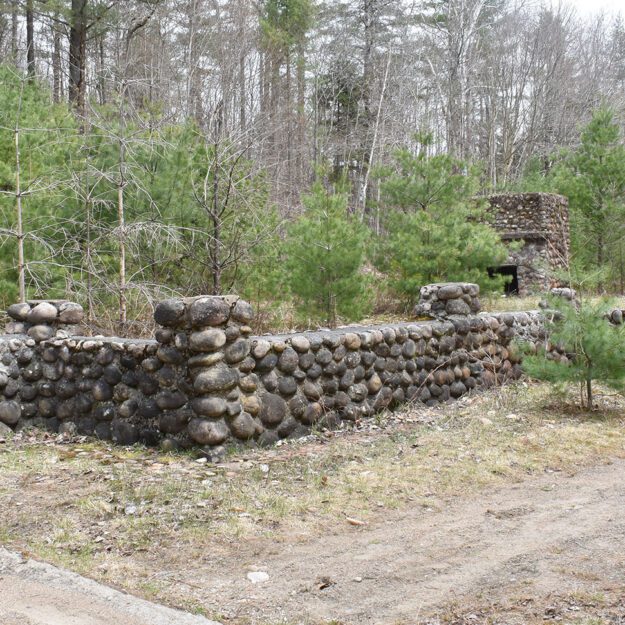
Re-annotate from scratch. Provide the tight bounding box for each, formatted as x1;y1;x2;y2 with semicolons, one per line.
155;328;173;344
238;356;256;373
191;396;227;417
315;348;333;365
344;333;361;350
224;338;250;364
278;348;299;374
156;390;186;410
344;351;361;368
239;375;258;393
59;421;78;436
27;302;58;324
111;420;139;445
252;340;271;359
306;363;323;380
290;335;310;353
611;309;623;325
445;299;471;316
55;379;77;399
450;381;467;398
277;376;297;396
188;297;230;327
174;332;189;349
189;329;227;352
157;346;185;365
241;394;261;416
58;302;84;324
231;299;254;323
119;399;138;418
301;402;323;425
5;321;26;334
277;416;299;437
188;352;224;368
372;387;393;411
229;412;256;440
158;410;190;434
225;325;241;342
302;379;322;400
298;353;315;370
103;364;122;385
261;370;279;392
92;380;113;402
437;284;463;300
27;325;55;342
227;400;242;416
367;374;383;394
0;401;21;425
193;363;238;394
154;299;185;326
22;362;42;382
402;340;416;357
7;302;30;321
348;383;368;402
188;417;229;445
259;393;288;426
141;357;162;373
256;353;278;373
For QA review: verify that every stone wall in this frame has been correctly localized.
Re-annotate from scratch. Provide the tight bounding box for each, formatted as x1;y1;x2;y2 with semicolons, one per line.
486;193;570;295
0;287;551;451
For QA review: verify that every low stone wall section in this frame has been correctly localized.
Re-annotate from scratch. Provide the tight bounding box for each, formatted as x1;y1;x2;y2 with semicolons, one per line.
0;292;551;450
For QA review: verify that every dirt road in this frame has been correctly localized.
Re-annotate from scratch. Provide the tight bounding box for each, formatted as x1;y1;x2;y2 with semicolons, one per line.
188;458;625;623
2;457;624;624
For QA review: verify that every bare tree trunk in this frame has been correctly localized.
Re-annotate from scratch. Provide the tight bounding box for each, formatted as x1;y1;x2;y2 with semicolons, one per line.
11;0;18;64
85;191;94;322
211;148;221;295
14;82;26;302
117;156;127;325
296;42;306;184
98;34;107;105
52;16;63;102
69;0;87;111
239;51;246;132
26;0;35;80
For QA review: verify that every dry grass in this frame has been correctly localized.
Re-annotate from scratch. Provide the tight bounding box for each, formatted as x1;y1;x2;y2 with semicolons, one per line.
481;295;541;312
1;382;625;615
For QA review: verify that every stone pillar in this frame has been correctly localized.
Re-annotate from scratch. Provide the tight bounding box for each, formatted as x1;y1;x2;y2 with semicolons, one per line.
414;283;480;320
5;300;84;341
153;295;258;449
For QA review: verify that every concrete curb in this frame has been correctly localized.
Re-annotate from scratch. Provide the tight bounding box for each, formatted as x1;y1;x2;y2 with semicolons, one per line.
0;548;221;625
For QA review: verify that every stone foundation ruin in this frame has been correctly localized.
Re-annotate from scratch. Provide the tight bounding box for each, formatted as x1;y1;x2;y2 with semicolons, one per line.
486;193;570;296
0;286;554;451
6;283;620;452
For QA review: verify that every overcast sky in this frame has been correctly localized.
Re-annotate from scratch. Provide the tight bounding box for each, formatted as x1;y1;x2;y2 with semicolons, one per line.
564;0;624;17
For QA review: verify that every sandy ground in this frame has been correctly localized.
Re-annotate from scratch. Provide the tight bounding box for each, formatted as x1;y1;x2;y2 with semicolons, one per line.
180;458;625;624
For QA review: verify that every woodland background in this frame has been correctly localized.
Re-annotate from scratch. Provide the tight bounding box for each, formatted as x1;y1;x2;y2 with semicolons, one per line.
1;0;625;332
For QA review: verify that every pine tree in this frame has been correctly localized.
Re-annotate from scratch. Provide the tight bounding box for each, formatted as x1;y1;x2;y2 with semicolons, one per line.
523;297;625;410
376;135;508;303
0;67;77;308
550;108;625;291
285;174;371;327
